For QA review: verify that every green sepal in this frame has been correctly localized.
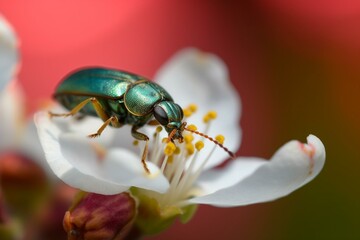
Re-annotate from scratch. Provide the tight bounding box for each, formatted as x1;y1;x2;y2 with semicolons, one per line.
131;188;198;236
179;204;198;224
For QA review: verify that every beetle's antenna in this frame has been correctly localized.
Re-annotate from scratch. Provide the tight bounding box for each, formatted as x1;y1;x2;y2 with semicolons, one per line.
184;127;235;159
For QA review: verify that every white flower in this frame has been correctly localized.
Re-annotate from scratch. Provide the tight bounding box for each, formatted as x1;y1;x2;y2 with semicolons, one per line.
0;81;25;151
0;14;19;92
0;16;50;175
0;15;24;153
34;48;325;209
0;76;51;178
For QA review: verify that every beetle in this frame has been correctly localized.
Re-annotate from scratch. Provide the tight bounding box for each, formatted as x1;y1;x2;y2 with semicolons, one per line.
50;67;234;173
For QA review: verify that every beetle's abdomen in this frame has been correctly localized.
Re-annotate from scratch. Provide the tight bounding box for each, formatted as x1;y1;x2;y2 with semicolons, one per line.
55;94;151;126
55;68;147;99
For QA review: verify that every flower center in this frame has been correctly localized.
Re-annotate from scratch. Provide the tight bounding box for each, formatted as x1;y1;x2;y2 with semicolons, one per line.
137;105;226;208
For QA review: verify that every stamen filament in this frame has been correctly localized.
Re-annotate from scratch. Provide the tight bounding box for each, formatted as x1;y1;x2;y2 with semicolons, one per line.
164;149;182;181
139;106;233;208
150;129;161;164
182;144;217;194
163;154;188;205
175;150;200;200
160;156;169;173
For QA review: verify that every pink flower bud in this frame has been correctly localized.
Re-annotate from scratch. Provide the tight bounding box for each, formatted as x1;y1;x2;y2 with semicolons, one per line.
63;192;136;240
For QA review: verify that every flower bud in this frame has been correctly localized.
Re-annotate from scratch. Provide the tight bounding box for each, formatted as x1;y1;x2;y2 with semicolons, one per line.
63;192;136;240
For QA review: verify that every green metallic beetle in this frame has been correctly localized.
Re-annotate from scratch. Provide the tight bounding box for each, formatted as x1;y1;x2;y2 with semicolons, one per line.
50;67;234;173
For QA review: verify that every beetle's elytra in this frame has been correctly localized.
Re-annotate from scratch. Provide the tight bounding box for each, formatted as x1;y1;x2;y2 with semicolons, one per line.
50;67;234;173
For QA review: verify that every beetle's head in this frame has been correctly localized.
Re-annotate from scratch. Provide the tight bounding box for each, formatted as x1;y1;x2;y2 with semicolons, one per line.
153;101;185;142
154;101;236;158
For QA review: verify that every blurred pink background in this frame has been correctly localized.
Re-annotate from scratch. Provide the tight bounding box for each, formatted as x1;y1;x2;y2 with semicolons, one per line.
1;1;359;239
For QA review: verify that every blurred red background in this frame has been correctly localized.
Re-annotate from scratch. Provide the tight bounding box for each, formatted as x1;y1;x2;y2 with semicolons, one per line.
1;1;359;239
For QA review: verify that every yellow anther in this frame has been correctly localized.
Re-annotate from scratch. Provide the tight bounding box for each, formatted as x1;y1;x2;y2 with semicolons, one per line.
164;142;176;156
167;156;174;164
162;138;168;143
187;124;197;131
186;143;195;155
188;104;198;113
195;141;204;151
203;115;210;123
215;135;225;145
207;111;217;120
156;126;163;133
184;134;194;144
183;109;192;117
203;111;217;123
174;147;181;155
133;140;139;146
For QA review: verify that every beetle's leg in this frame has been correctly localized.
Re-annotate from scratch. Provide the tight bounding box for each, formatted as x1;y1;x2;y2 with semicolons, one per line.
49;97;96;118
49;97;111;121
147;119;160;126
88;116;120;138
131;126;150;174
84;98;122;137
50;97;122;137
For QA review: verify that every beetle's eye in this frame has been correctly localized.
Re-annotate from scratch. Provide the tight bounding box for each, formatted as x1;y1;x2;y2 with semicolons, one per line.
154;106;169;125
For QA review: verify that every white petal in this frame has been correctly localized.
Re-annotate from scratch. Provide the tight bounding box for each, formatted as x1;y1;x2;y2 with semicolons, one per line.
59;135;168;194
18;119;55;177
102;125;138;151
47;104;137;151
195;158;266;194
0;81;25;150
35;111;169;194
0;15;19;91
102;149;170;193
35;112;127;194
190;135;325;206
155;48;241;169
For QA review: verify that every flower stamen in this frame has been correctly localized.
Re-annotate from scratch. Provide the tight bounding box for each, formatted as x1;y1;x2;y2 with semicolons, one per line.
186;124;197;131
174;141;205;200
183;104;198;118
164;142;176;156
184;134;194;144
215;135;225;145
203;111;217;123
186;143;195;156
144;107;233;208
149;126;163;164
195;141;204;151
